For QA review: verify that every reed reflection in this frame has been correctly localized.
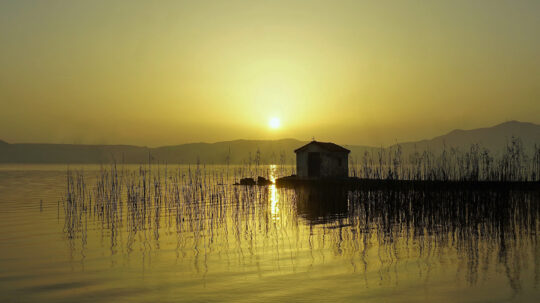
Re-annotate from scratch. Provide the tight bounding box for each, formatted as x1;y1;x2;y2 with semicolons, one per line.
61;165;540;293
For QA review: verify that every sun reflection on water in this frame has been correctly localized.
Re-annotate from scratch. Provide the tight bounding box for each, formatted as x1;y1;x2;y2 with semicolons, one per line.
41;164;540;302
269;164;280;221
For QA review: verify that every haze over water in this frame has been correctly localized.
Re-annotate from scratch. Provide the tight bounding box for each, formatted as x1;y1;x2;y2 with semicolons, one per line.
1;1;540;302
0;164;538;302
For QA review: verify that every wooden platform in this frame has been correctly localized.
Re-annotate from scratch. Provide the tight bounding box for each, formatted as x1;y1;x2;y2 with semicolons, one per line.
275;176;540;191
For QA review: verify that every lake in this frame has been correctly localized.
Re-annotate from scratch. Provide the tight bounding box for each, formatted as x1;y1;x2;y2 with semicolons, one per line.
0;164;539;302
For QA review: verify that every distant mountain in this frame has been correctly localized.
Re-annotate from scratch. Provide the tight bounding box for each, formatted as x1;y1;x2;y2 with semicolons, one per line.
0;139;304;164
1;121;539;164
0;143;150;164
153;139;374;164
0;137;377;164
153;139;307;164
394;121;540;155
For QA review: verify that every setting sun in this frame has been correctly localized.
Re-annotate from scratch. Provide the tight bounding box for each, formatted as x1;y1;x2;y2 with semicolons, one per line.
1;1;540;302
269;117;281;129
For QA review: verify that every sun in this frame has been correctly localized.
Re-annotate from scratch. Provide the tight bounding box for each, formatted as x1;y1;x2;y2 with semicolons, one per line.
269;117;281;129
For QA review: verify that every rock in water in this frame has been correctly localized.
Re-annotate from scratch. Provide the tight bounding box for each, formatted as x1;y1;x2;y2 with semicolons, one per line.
257;176;273;186
239;178;256;186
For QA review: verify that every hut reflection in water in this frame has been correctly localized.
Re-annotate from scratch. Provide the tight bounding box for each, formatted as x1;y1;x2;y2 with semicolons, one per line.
62;166;540;296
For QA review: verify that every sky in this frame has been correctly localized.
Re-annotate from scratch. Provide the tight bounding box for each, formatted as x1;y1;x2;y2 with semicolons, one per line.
1;0;539;147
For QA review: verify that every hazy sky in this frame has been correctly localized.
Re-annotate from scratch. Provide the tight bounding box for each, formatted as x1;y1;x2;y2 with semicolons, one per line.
1;0;539;146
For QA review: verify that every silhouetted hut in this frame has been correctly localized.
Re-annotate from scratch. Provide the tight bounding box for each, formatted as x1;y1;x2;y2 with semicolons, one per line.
294;141;350;179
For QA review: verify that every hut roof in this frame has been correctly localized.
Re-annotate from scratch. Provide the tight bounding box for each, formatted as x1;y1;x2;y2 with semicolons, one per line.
294;141;350;154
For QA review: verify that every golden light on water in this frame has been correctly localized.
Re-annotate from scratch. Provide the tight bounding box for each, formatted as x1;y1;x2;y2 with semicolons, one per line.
1;0;540;301
269;165;280;220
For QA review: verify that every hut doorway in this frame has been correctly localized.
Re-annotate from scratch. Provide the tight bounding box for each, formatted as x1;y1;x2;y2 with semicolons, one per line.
308;152;321;177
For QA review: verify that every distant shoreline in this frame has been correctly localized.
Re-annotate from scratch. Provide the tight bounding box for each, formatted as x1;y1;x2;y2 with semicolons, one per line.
1;121;539;164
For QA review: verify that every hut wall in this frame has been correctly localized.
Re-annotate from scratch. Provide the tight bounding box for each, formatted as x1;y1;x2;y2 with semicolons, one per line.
296;145;348;178
296;151;309;177
320;152;348;178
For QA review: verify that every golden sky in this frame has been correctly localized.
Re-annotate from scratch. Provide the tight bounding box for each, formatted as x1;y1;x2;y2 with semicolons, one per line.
1;0;539;146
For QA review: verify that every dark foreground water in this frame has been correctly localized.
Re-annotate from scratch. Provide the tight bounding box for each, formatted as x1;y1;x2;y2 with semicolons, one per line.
0;164;539;302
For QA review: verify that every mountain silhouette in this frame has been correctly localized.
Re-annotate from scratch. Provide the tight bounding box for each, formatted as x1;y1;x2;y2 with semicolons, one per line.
394;120;540;155
1;121;539;164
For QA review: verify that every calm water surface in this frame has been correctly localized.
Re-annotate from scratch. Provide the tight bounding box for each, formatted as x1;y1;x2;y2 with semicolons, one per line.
0;164;539;302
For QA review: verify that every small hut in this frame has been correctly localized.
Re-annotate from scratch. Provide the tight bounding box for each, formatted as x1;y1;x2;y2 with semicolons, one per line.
294;141;350;179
